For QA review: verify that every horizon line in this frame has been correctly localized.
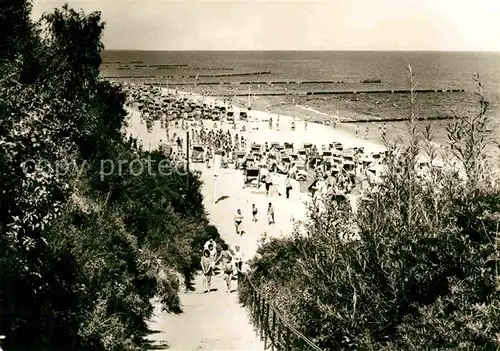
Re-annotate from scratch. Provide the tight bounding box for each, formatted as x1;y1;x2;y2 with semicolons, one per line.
102;48;499;53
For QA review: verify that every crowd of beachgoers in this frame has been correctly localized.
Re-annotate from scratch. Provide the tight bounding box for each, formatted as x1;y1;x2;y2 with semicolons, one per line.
121;82;390;200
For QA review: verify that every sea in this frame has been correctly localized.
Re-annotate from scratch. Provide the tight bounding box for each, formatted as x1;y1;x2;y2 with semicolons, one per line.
101;51;500;148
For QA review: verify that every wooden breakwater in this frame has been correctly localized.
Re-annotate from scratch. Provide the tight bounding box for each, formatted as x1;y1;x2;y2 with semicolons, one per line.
199;89;464;96
141;80;347;85
306;88;465;95
341;115;463;123
102;71;271;79
140;82;466;96
113;65;234;71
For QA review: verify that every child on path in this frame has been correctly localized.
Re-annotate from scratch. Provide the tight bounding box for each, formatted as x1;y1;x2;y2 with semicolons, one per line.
201;249;213;293
267;202;275;225
234;209;244;235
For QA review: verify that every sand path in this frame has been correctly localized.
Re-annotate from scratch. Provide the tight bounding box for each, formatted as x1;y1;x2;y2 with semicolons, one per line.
125;90;385;350
127;109;268;351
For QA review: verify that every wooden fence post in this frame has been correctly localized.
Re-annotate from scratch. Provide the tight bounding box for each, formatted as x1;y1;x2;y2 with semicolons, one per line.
277;319;282;349
264;302;270;347
256;293;262;337
259;296;264;340
271;309;276;351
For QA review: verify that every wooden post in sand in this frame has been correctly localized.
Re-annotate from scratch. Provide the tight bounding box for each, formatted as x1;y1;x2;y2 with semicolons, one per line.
212;150;222;203
186;131;190;188
212;175;217;204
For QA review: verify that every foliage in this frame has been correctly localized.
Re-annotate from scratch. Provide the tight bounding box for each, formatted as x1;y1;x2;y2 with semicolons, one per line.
243;68;500;350
0;1;220;349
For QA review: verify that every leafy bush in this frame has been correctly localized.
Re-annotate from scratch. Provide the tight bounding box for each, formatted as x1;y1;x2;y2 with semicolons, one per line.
0;2;221;349
243;68;500;350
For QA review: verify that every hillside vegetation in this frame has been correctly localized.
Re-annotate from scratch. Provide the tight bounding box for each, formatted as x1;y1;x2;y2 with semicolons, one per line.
0;2;219;350
241;70;500;350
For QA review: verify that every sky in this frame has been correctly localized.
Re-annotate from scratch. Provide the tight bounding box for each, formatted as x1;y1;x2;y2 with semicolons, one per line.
31;0;500;51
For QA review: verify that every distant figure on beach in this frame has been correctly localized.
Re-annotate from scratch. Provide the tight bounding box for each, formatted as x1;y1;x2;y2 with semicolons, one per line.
291;121;295;131
365;127;369;139
252;204;258;222
304;115;309;130
284;174;292;199
308;174;318;196
234;209;244;235
201;249;214;293
355;125;359;137
267;202;275;224
263;174;274;196
383;123;387;138
176;137;182;152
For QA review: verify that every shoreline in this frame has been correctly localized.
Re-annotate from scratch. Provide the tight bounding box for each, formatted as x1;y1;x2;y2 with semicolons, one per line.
156;85;386;152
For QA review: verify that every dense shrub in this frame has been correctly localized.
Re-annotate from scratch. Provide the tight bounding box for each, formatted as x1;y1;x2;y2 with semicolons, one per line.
243;69;500;350
0;2;219;349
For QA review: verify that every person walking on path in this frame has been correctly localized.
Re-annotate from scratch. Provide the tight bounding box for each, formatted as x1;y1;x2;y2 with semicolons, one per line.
252;204;258;222
203;236;217;251
222;256;235;293
234;209;244;235
267;202;275;225
201;249;214;293
233;245;243;272
206;242;218;273
216;244;232;266
284;174;292;199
